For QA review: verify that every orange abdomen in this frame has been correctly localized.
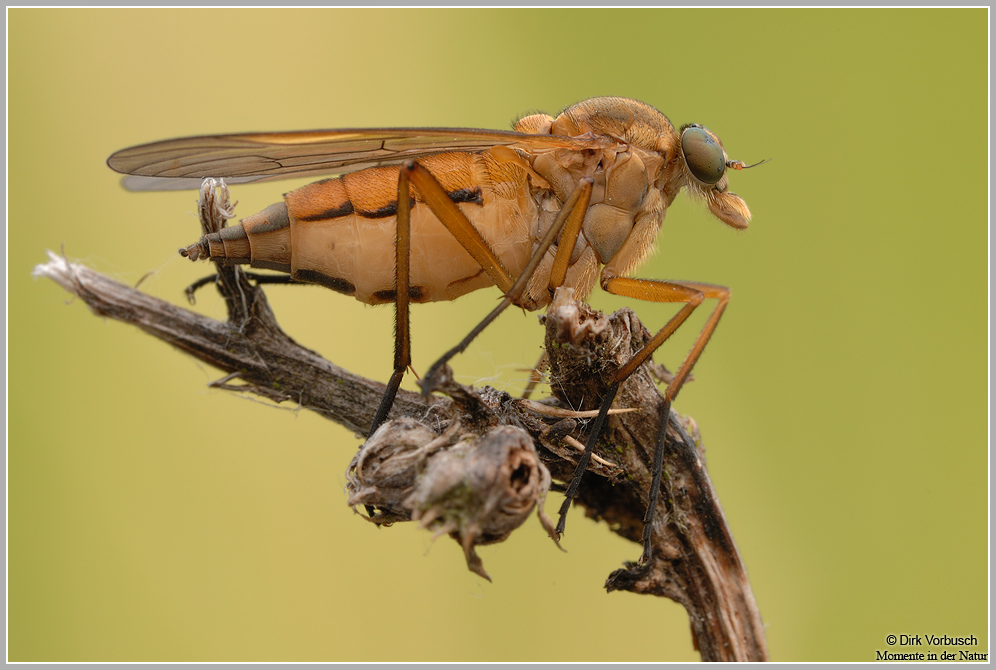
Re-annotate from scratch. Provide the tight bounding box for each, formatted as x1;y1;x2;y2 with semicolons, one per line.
190;150;540;305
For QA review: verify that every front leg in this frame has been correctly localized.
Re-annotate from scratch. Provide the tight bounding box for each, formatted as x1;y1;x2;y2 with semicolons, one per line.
557;271;730;563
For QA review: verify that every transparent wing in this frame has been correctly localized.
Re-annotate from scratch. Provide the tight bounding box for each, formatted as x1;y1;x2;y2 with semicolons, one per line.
108;127;604;192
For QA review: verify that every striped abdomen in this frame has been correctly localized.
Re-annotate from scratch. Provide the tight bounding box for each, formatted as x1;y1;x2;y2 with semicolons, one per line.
184;150;541;305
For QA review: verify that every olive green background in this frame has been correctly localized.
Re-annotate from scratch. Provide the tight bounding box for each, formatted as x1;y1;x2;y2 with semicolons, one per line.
9;8;988;662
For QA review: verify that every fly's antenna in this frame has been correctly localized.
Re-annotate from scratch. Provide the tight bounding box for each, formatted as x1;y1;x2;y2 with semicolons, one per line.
727;158;770;171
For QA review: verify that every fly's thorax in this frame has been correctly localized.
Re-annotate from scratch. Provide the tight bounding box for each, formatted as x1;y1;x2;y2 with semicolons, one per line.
531;190;587;267
585;147;666;264
527;148;602;205
513;112;555;136
553;97;677;155
526;143;661;266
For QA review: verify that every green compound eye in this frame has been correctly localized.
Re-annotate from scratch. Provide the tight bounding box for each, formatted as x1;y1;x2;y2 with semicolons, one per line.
681;126;726;185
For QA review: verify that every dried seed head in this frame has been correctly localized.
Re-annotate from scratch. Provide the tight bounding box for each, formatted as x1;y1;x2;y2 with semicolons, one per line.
346;421;559;580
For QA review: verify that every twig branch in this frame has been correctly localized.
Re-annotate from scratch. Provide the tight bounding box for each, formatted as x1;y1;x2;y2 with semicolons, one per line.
37;250;437;435
34;184;768;660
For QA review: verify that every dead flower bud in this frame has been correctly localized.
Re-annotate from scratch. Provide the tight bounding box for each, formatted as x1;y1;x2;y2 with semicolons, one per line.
346;421;560;580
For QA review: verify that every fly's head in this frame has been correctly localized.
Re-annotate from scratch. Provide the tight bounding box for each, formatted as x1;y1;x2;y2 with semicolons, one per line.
666;123;756;231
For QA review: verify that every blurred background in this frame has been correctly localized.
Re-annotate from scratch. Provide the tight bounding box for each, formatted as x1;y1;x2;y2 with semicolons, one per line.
9;8;987;662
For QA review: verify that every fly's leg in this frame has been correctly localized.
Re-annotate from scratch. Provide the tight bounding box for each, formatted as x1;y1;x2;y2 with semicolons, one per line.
367;165;416;437
520;351;549;400
416;170;593;396
555;277;730;563
368;160;514;436
405;161;516;293
519;170;594;401
184;272;295;305
366;163;592;436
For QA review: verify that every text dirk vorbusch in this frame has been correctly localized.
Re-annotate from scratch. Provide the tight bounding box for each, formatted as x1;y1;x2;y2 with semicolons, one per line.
894;635;978;646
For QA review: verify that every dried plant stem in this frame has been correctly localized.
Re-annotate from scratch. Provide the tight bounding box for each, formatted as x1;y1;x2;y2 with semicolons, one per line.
35;244;768;661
